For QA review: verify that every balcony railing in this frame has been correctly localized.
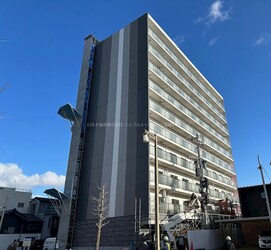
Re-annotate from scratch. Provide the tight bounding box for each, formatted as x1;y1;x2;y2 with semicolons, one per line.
148;61;227;133
149;122;234;173
148;27;225;112
149;200;183;215
149;145;237;187
150;99;232;158
150;117;232;160
148;70;230;145
149;171;239;203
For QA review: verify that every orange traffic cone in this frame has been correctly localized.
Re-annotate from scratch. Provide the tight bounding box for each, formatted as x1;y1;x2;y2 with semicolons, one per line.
190;241;194;250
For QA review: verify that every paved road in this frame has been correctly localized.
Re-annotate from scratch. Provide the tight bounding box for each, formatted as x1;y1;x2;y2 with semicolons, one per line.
237;244;259;250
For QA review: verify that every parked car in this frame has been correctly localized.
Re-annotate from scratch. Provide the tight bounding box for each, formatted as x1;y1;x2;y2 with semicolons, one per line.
259;230;271;248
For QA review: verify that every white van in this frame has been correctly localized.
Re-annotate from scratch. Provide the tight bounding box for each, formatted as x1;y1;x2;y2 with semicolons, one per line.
42;237;59;250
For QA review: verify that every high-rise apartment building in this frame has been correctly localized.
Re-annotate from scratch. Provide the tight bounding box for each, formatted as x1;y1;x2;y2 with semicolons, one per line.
57;13;239;249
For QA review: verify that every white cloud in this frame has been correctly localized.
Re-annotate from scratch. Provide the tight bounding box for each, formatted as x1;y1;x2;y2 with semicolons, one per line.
208;0;231;24
194;0;231;25
0;40;9;43
0;163;65;191
173;34;185;46
208;36;221;46
194;17;204;24
0;113;8;120
253;33;271;47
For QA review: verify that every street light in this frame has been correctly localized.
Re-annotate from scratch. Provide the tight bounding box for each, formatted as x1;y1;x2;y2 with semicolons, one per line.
143;129;160;250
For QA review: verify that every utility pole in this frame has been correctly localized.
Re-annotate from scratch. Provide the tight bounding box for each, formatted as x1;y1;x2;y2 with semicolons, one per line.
257;155;271;224
0;196;8;232
192;133;209;212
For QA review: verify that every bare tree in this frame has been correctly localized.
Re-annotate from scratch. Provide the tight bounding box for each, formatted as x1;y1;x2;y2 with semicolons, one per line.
91;184;109;250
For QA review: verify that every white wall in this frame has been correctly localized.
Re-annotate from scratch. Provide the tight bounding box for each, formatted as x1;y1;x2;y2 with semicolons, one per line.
187;229;223;250
0;187;32;213
0;233;41;250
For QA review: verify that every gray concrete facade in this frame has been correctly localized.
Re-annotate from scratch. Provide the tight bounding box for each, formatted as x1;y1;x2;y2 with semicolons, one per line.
61;14;150;248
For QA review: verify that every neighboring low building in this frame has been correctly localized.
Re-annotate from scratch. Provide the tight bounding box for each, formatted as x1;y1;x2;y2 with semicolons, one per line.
29;197;60;238
238;184;271;218
0;209;42;250
0;186;33;237
237;184;271;244
0;186;32;213
0;209;43;235
0;186;60;248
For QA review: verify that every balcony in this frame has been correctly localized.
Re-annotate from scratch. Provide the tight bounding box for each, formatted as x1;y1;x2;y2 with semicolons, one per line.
148;59;227;132
149;198;183;215
150;171;199;193
149;122;235;173
150;171;239;205
149;146;237;188
148;28;225;113
148;67;229;137
150;117;232;161
149;101;232;159
161;203;181;215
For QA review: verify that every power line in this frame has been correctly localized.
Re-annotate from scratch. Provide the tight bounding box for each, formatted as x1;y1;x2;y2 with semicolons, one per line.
263;165;271;183
0;146;7;156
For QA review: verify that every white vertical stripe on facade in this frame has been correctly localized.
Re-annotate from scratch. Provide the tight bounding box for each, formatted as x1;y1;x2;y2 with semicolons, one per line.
109;28;124;217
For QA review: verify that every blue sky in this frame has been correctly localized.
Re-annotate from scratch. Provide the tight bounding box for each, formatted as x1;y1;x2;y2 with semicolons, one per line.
0;0;271;196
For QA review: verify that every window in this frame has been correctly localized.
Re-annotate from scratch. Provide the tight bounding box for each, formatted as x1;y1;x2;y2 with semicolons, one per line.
214;189;219;198
30;204;36;213
172;199;179;205
18;203;24;208
170;153;177;164
181;158;188;168
158;171;165;184
171;174;179;188
172;199;180;214
182;178;189;190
